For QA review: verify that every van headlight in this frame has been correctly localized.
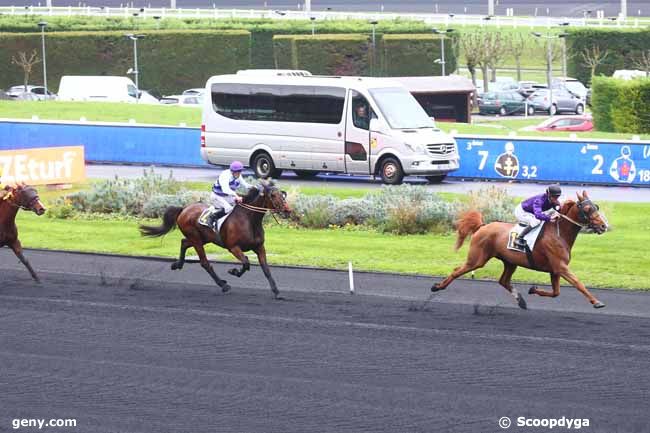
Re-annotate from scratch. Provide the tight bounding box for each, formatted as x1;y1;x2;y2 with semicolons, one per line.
405;142;426;154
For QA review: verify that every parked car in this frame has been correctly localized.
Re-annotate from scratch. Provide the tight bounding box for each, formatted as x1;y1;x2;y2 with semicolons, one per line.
182;88;204;96
0;89;12;100
527;88;585;115
160;94;202;106
6;85;56;100
517;80;539;97
534;115;593;132
138;90;160;104
479;91;534;116
552;77;588;101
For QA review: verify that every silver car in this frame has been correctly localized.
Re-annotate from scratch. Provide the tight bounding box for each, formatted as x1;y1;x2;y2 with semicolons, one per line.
7;85;57;100
527;88;585;115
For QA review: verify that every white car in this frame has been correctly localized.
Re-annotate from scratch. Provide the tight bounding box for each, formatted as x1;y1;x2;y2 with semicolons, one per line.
7;85;56;100
160;94;203;106
182;88;204;96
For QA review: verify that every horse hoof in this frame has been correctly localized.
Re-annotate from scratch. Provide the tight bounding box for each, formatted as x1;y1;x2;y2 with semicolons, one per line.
221;284;231;293
228;268;238;276
431;284;442;292
517;295;528;310
593;301;606;309
528;286;537;295
171;263;179;270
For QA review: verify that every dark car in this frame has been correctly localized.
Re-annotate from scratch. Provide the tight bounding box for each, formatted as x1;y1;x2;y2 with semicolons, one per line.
478;91;534;116
527;88;585;115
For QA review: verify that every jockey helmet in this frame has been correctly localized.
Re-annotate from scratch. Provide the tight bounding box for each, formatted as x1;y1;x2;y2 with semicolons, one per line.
546;184;562;197
229;161;244;172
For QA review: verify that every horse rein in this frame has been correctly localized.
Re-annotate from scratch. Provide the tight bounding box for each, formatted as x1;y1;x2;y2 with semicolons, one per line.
237;202;283;224
556;212;588;229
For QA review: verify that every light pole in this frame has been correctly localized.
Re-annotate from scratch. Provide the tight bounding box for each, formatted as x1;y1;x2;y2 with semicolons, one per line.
432;28;454;76
532;31;568;115
37;21;47;96
558;22;570;77
370;20;378;76
125;33;145;96
310;16;316;36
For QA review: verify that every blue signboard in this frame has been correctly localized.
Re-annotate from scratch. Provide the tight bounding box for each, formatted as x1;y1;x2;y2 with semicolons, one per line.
0;121;206;167
452;136;650;187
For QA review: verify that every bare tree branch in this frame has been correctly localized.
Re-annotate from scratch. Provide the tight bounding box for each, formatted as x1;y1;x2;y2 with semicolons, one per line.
11;50;41;90
579;45;610;80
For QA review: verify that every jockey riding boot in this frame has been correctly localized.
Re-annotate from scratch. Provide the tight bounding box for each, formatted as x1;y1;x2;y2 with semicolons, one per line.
210;208;226;231
515;225;534;248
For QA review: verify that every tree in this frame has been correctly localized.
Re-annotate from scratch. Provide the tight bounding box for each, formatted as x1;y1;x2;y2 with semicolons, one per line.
11;50;41;91
579;45;609;82
461;31;484;105
508;33;531;82
632;50;650;77
486;32;507;82
475;31;506;93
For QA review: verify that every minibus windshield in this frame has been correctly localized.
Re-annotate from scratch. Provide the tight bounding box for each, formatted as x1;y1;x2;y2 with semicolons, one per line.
369;87;435;129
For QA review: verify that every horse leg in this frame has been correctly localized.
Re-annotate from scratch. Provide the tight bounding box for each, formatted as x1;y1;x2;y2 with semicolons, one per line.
193;243;231;293
227;246;250;278
529;273;561;298
498;262;526;309
559;268;605;308
254;245;279;298
432;253;490;292
10;239;40;283
171;238;191;270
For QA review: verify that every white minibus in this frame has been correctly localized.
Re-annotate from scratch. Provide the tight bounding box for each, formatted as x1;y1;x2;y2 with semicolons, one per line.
201;74;459;184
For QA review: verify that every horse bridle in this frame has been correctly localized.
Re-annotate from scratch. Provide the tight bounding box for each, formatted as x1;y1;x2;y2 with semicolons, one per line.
3;189;40;211
557;199;599;229
236;186;287;217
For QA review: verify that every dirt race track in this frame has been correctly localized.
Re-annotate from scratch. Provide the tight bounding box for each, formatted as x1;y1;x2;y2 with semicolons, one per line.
1;249;649;433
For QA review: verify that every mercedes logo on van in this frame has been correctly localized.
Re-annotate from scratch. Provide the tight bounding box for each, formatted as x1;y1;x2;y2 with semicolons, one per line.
440;145;447;153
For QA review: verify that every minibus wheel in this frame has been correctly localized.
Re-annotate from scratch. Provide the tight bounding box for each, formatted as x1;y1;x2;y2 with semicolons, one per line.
252;152;282;179
379;157;404;185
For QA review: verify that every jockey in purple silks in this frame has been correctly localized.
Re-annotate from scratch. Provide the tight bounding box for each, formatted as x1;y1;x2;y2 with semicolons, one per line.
208;161;250;229
513;184;562;248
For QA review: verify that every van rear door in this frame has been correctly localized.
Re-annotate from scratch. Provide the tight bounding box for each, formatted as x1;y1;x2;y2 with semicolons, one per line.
344;90;372;174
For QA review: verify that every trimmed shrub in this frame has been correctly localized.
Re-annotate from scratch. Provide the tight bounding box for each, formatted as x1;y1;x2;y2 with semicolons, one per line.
0;30;251;94
591;76;650;134
567;29;650;86
380;33;457;77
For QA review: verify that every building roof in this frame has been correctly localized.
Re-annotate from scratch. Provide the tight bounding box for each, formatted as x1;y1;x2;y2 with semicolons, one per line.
391;75;475;94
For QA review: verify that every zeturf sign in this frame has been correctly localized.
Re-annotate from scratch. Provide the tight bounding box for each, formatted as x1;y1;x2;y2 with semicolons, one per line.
0;146;85;185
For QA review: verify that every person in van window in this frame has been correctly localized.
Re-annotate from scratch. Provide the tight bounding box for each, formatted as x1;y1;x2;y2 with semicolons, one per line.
208;161;250;230
353;102;370;130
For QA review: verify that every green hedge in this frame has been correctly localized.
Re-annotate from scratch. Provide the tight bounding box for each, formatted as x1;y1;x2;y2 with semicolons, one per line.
0;30;251;94
380;34;456;77
591;77;650;133
274;34;371;75
567;29;650;85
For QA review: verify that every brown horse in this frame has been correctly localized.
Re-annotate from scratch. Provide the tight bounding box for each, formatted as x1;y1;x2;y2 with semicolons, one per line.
432;191;608;309
0;184;46;282
139;181;290;298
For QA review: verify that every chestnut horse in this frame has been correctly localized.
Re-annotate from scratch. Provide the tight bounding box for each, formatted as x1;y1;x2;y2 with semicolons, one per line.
139;182;290;298
0;185;46;282
432;191;608;309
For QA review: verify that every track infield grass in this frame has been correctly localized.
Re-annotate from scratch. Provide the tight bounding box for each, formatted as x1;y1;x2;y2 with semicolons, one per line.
11;187;650;291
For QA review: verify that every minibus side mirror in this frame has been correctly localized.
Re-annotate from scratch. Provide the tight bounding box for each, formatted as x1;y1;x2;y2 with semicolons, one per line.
369;117;385;134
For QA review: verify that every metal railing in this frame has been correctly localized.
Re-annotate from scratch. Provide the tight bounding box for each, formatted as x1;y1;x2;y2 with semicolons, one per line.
1;6;649;29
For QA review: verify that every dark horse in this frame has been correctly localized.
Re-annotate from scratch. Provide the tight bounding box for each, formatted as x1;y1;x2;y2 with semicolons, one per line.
432;191;608;309
0;184;47;281
139;181;290;298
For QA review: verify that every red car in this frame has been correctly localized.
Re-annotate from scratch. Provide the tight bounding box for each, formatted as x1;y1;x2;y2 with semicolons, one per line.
535;115;593;132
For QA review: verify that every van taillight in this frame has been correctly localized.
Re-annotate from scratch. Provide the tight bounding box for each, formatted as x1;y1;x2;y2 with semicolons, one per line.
201;124;206;148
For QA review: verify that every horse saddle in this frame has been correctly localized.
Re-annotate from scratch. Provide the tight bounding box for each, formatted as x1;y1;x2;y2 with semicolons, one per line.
507;223;545;253
198;207;231;246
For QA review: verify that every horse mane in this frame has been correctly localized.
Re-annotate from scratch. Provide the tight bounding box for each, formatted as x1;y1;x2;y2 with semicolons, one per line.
242;186;262;204
560;200;576;215
454;210;484;251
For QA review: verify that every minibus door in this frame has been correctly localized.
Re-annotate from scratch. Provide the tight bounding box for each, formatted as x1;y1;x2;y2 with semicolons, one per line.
344;90;372;174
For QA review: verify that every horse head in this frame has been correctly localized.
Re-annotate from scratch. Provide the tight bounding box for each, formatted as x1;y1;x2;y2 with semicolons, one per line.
10;183;46;216
256;180;291;217
563;190;607;234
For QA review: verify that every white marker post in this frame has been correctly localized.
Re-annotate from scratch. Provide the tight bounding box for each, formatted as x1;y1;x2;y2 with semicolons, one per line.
348;262;355;294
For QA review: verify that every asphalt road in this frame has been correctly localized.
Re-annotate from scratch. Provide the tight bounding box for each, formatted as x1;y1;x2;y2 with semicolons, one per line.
0;0;645;18
87;163;650;202
1;249;650;433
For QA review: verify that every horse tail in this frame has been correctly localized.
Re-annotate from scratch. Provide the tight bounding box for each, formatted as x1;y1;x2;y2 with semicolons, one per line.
454;210;484;251
139;206;184;238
